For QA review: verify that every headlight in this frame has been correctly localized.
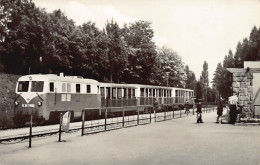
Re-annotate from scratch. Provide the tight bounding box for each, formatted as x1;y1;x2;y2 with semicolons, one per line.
15;101;19;106
37;101;42;106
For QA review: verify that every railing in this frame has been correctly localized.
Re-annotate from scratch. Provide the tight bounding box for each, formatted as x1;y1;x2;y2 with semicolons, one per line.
1;105;216;148
101;97;195;108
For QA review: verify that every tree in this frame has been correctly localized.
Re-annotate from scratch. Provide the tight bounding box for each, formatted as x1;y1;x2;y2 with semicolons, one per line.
0;5;12;43
0;0;46;74
121;21;157;84
199;61;209;103
195;82;202;99
104;19;127;83
185;65;197;90
156;46;187;87
234;41;243;68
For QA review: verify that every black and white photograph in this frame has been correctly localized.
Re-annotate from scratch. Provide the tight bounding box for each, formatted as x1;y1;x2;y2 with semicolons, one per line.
0;0;260;164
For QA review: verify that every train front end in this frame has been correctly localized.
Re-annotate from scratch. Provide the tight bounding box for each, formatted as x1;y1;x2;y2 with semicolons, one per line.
14;75;47;125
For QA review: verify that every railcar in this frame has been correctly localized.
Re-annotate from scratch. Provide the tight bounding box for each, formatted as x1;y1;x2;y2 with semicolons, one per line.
100;83;195;111
14;73;100;125
14;73;195;125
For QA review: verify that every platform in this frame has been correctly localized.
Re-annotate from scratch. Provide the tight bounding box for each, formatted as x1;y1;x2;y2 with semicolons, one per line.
0;109;260;165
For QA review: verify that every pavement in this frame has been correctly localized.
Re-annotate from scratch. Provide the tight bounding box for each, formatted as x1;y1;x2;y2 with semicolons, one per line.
0;109;260;165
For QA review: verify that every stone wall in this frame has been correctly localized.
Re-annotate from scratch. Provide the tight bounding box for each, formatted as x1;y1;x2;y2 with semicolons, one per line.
231;71;253;117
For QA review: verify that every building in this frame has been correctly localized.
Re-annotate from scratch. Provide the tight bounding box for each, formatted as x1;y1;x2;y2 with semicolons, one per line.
227;61;260;118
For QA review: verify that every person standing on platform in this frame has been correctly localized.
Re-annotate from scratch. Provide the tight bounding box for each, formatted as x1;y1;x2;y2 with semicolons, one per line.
197;101;203;123
153;98;158;113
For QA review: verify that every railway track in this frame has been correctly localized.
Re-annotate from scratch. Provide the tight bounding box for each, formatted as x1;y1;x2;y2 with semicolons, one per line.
0;123;82;143
0;108;215;143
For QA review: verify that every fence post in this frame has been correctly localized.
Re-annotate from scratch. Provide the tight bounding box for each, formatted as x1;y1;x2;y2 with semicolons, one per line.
29;114;32;148
164;105;166;121
154;108;156;122
137;107;139;125
58;113;62;142
81;110;85;136
122;107;125;128
105;108;107;131
150;107;152;123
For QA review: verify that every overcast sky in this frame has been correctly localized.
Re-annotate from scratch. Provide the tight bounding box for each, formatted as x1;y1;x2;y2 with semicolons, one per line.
33;0;260;84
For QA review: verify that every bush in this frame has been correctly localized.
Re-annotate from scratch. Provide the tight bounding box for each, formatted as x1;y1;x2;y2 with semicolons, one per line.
0;73;20;129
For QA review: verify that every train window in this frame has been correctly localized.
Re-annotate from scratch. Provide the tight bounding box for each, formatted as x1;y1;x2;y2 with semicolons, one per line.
140;88;144;97
49;82;54;92
128;88;132;98
18;81;29;92
62;83;66;92
118;88;122;99
123;88;127;98
97;85;99;93
76;84;81;93
149;88;152;96
67;83;71;93
133;89;135;97
100;87;105;97
106;88;109;99
112;88;116;99
86;85;91;93
31;81;44;92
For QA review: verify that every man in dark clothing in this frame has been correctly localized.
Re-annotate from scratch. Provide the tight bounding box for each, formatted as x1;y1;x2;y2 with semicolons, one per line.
153;98;158;113
216;101;223;123
197;102;203;123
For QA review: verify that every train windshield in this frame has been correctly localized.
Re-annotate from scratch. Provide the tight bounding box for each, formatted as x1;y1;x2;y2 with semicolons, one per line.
18;81;29;92
31;81;44;92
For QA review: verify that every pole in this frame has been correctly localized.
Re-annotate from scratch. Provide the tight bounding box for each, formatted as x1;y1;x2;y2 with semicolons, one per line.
29;115;32;148
206;87;208;113
105;108;107;131
137;107;139;125
149;106;152;123
58;113;62;142
81;110;85;136
122;107;125;128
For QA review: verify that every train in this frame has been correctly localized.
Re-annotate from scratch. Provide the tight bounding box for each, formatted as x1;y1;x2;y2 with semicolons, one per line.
13;73;195;125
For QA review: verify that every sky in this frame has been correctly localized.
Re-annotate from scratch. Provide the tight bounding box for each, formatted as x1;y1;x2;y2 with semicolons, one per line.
33;0;260;84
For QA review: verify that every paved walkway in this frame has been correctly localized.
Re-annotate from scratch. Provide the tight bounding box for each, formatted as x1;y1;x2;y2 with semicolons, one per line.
0;110;260;165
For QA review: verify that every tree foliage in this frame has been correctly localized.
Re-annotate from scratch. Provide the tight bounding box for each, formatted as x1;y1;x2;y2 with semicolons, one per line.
0;0;196;89
213;26;260;100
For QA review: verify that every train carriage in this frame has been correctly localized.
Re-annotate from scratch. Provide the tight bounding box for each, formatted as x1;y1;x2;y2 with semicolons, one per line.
14;73;195;125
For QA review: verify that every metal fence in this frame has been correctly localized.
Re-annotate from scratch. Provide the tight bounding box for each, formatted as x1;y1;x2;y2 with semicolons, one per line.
81;104;216;135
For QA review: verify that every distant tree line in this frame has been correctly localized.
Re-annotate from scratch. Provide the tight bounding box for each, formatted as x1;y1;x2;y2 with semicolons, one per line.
0;0;197;90
213;26;260;100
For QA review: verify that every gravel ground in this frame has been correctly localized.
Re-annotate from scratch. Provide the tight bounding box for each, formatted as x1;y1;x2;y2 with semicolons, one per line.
0;110;260;165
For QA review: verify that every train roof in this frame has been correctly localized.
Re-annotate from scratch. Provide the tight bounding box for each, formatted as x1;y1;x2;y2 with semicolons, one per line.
100;82;194;91
18;74;99;84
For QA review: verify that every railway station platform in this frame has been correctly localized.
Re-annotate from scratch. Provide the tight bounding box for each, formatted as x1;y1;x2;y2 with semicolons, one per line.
0;109;260;165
